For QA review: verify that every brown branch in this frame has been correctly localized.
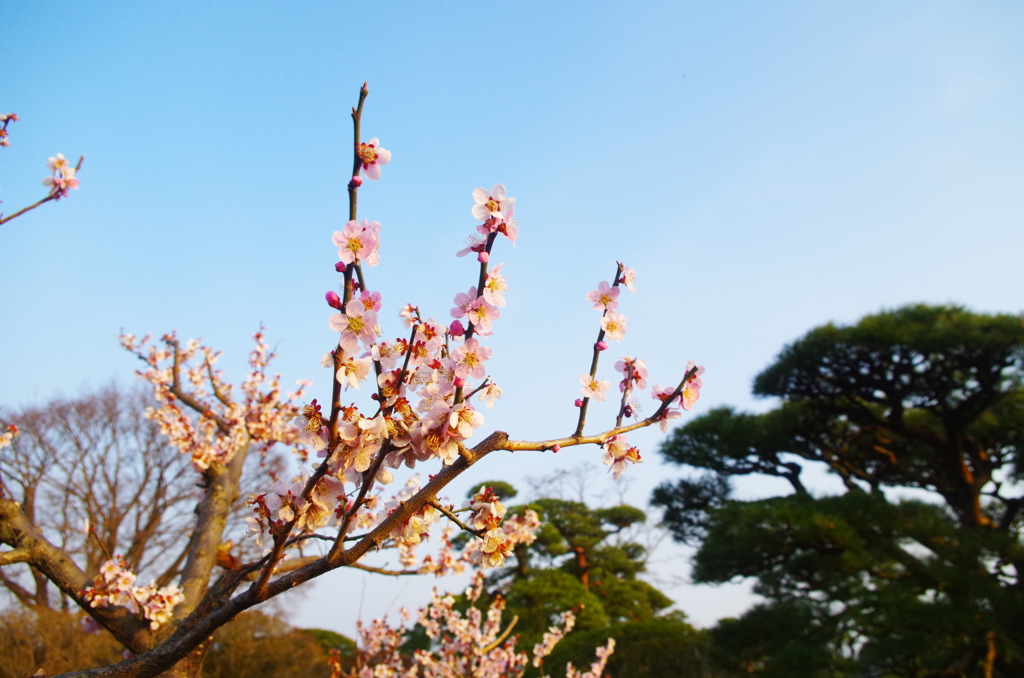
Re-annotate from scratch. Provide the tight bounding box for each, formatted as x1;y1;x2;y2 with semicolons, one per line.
0;497;153;652
429;499;483;537
350;562;420;576
168;339;232;435
481;615;518;653
0;548;32;565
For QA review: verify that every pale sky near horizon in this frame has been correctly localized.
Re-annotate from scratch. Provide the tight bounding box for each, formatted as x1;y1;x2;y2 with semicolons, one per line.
2;1;1023;635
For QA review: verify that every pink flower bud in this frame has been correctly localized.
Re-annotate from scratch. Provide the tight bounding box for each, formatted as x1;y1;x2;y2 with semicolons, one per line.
348;175;363;188
477;251;490;263
335;261;346;273
453;376;465;388
574;399;583;407
325;291;342;310
449;320;465;337
551;444;561;453
595;341;608;351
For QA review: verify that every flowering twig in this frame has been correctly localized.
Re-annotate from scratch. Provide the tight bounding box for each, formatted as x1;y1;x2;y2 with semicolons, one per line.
574;262;624;436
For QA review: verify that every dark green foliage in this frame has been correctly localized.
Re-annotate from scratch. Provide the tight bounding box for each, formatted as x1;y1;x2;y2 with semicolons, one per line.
654;305;1024;677
465;484;710;676
469;480;519;500
710;601;847;677
304;627;357;657
542;618;713;678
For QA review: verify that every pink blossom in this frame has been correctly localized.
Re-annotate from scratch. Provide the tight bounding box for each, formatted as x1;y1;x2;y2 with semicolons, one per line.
467;297;500;333
477;382;502;409
357;137;391;181
328;299;378;353
620;265;637;292
587;281;620;312
447;401;484;441
483;263;508;307
450;287;478;319
452;337;492;380
42;154;79;199
332;219;381;265
681;361;705;411
336;352;374;390
614;356;649;392
456;234;487;258
600;313;627;341
579;374;611;402
371;340;403;371
602;434;642;479
358;289;382;312
471;183;514;221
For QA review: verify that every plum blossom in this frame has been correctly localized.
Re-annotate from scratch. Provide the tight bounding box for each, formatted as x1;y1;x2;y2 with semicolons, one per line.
682;360;706;410
452;337;491;380
650;384;683;432
587;280;619;312
357;137;391;181
600;312;627;341
456;233;487;258
467;297;500;333
471;183;514;221
0;113;17;148
580;374;611;402
619;264;637;292
42;153;79;199
336;351;373;389
566;638;616;678
81;557;185;630
332;219;381;265
371;339;404;371
328;299;378;353
450;286;478;319
602;434;642;479
357;289;382;312
614;356;648;392
483;262;508;307
0;424;18;450
477;382;502;409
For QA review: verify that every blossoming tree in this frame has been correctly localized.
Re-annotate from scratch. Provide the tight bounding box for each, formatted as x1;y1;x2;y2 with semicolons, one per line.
0;85;703;678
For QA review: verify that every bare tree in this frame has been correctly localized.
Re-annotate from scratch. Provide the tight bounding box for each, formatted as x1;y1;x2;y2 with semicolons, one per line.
0;384;196;609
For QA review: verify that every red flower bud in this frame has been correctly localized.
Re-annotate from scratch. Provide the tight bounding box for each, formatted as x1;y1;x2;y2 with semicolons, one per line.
595;341;608;351
449;320;465;337
551;444;561;453
335;261;346;273
325;291;342;310
574;399;583;407
348;175;363;188
453;376;465;388
477;251;490;263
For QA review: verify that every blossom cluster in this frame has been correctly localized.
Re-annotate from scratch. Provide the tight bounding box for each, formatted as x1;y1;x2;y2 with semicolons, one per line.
346;572;607;678
650;360;705;432
0;424;17;450
462;486;540;569
120;330;309;471
81;557;185;630
308;182;516;482
0;113;17;148
42;152;80;199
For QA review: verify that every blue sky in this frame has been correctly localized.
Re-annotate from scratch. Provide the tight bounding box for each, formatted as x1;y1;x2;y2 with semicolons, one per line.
2;1;1023;632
